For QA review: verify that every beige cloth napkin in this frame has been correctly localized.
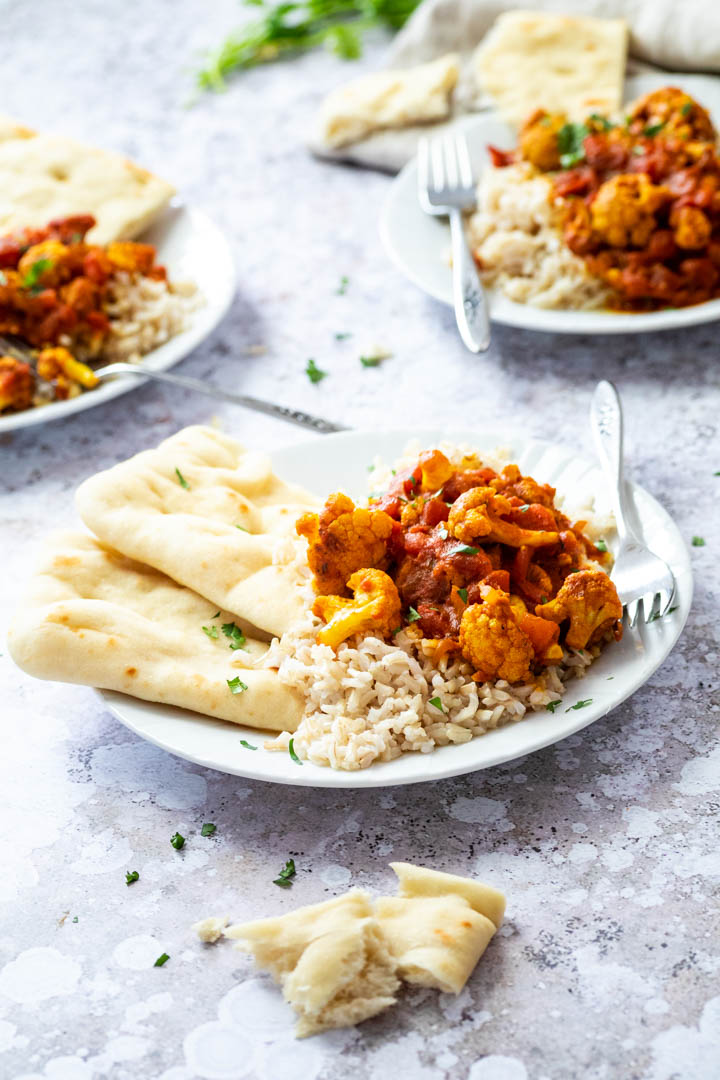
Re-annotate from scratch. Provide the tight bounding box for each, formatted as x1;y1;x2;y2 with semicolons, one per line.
310;0;720;172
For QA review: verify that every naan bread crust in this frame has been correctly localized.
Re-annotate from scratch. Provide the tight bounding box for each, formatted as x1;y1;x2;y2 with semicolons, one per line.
75;426;321;638
8;531;303;733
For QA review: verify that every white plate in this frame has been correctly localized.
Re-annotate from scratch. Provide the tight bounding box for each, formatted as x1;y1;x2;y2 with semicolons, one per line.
100;428;692;789
0;201;236;432
380;71;720;335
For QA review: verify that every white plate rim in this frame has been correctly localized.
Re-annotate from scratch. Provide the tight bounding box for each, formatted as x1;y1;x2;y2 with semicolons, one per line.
98;426;693;789
379;71;720;335
0;201;236;433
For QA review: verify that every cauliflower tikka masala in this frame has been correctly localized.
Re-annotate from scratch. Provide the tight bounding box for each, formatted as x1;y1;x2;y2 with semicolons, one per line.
296;449;622;687
491;86;720;310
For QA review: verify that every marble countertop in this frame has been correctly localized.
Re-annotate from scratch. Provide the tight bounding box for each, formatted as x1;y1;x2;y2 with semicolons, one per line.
1;2;719;1078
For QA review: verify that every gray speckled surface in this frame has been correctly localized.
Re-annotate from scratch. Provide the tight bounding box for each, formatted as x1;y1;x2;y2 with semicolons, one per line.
1;2;719;1078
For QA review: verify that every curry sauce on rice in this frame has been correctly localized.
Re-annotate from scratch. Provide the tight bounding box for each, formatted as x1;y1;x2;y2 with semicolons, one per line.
264;446;622;770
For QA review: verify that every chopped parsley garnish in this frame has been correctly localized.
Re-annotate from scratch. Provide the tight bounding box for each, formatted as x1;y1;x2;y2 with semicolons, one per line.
222;622;246;650
458;587;468;604
518;504;530;513
360;354;381;367
681;102;693;116
227;676;248;694
714;471;720;476
235;524;250;532
334;331;352;340
643;122;665;137
154;953;170;967
201;823;217;837
240;739;258;750
545;700;562;713
0;270;6;286
589;113;613;131
305;358;327;384
367;463;375;472
72;916;78;923
392;627;403;636
450;544;479;556
336;275;349;295
211;611;220;618
647;606;678;623
125;870;139;885
170;832;185;850
438;524;449;539
557;122;589;168
22;257;53;291
273;858;296;888
595;539;608;552
692;536;706;547
407;606;421;623
566;699;593;712
288;738;302;765
202;624;219;639
175;467;190;489
428;696;444;712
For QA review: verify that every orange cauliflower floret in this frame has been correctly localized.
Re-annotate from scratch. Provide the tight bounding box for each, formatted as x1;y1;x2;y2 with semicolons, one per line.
459;588;534;684
535;570;622;650
590;174;670;249
519;109;567;172
17;239;73;288
313;568;402;648
417;449;455;492
448;486;558;549
37;346;98;390
628;87;715;143
491;464;556;509
296;492;396;596
0;356;34;412
670;205;712;250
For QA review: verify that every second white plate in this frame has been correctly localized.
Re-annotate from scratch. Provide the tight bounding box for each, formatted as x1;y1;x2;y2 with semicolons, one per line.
100;427;692;788
380;71;720;335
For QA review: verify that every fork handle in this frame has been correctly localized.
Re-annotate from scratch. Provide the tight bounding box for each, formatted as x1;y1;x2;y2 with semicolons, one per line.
590;380;636;543
449;209;491;353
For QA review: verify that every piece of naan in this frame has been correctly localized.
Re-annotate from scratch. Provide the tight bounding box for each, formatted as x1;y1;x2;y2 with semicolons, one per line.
226;890;399;1037
75;426;320;638
390;861;506;929
474;11;627;126
8;531;303;733
0;116;175;243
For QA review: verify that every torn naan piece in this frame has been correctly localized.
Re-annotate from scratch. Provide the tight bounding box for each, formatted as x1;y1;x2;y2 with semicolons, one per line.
75;426;321;638
226;890;399;1037
390;861;506;929
8;531;302;733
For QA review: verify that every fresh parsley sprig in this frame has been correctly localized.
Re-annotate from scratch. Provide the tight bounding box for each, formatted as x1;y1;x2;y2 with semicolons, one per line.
273;858;297;887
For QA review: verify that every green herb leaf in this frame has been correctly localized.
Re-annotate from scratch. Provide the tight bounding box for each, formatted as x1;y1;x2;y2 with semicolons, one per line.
681;102;693;116
240;739;258;750
692;535;706;547
518;504;530;513
458;587;468;604
22;257;53;290
540;595;548;604
202;624;219;639
305;358;327;384
125;870;139;885
360;355;381;367
201;823;217;837
545;700;562;713
557;122;589;168
273;858;297;887
566;699;593;712
235;524;250;532
0;270;7;286
647;605;679;623
595;539;608;552
407;606;421;623
72;916;78;923
428;696;444;712
154;953;170;967
588;113;613;131
211;611;221;618
450;544;479;556
392;626;403;636
227;676;248;694
713;471;720;476
326;22;361;58
170;832;185;850
643;122;665;137
222;622;247;650
336;275;349;295
175;467;190;490
288;737;302;765
335;332;352;341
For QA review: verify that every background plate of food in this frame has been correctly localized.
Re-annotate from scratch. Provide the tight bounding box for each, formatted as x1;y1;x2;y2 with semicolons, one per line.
12;426;688;789
381;72;720;334
0;117;235;431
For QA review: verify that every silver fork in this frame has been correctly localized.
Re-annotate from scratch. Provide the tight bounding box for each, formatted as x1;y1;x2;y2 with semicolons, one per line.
590;380;675;626
418;132;491;354
0;336;346;435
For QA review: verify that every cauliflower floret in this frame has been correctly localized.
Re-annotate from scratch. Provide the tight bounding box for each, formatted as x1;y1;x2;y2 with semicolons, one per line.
628;87;715;143
491;464;556;509
590;174;669;249
0;355;34;412
106;241;157;275
297;493;396;596
448;487;558;549
17;240;73;288
459;588;534;684
519;109;567;172
670;205;711;250
417;449;455;492
37;346;98;390
313;568;402;648
535;570;622;650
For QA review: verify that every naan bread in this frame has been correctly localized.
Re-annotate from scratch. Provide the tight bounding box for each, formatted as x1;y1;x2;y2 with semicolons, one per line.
390;861;506;928
374;894;496;994
226;890;399;1037
474;11;627;126
75;426;321;638
8;531;302;733
320;54;460;149
0;116;175;243
193;915;230;943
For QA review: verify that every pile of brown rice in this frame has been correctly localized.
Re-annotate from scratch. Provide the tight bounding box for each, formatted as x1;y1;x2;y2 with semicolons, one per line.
102;271;203;362
261;443;609;772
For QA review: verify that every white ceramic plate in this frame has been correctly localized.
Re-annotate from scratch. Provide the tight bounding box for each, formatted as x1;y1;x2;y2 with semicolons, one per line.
100;428;692;788
0;201;236;432
380;71;720;335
